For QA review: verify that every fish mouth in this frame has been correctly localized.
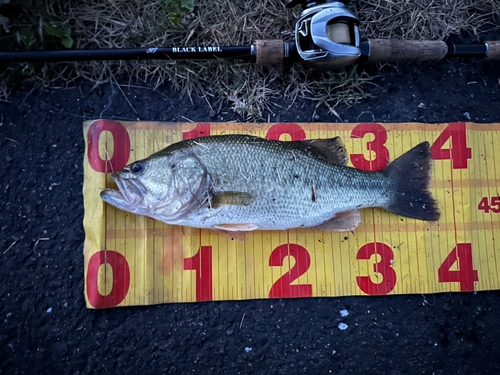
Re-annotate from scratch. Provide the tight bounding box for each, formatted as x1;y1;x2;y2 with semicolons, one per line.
100;174;146;208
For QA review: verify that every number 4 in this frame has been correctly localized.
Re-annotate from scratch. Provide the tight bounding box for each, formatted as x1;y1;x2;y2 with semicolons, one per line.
430;122;472;169
438;244;478;292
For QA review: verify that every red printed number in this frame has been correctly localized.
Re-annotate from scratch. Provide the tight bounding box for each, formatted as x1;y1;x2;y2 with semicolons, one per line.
266;123;306;141
478;197;500;213
438;244;478;292
184;246;213;302
269;244;313;298
86;251;131;308
430;122;471;169
183;122;211;140
356;242;397;295
350;123;389;171
87;119;131;173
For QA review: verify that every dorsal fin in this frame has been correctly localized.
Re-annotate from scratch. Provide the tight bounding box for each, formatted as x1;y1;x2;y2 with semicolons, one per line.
295;136;348;166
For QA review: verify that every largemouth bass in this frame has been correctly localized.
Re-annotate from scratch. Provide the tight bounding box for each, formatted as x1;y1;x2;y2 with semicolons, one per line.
100;134;440;233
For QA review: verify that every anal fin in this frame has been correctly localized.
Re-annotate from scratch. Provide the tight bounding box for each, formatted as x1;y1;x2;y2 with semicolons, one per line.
212;223;258;241
310;210;361;232
214;223;258;232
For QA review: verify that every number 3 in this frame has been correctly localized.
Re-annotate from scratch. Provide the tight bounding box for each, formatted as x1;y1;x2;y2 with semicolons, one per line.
356;242;397;295
350;123;389;171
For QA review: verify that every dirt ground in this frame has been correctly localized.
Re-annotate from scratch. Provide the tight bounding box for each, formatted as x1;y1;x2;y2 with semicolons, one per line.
2;45;500;373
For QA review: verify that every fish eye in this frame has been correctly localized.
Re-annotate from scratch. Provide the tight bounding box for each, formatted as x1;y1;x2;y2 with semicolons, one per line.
131;162;144;174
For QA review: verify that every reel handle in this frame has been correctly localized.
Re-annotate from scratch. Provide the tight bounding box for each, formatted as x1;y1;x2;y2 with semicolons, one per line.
255;40;285;64
485;41;500;60
364;39;447;62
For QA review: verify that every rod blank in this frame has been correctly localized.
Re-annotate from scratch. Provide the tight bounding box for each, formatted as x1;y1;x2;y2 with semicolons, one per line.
0;46;253;63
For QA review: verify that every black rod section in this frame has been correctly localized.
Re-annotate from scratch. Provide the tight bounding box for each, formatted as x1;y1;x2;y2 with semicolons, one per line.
446;43;487;58
0;46;253;63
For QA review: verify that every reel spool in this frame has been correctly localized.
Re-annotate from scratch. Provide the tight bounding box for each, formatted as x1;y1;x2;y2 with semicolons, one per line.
289;0;361;69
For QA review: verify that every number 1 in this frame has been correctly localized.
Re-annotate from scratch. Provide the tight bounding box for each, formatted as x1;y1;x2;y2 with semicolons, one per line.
184;246;213;302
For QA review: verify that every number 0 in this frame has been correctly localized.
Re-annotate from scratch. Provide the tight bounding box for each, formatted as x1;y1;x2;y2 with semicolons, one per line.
87;119;131;173
86;250;130;308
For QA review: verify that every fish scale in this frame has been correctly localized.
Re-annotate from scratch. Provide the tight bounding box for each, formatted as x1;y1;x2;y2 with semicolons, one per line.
151;135;391;230
101;134;440;232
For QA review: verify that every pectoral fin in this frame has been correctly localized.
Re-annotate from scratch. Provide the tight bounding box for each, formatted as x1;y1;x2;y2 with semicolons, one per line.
210;192;255;208
310;210;361;231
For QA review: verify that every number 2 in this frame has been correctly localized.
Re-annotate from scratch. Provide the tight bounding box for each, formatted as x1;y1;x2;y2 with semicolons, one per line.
266;123;306;141
268;244;313;298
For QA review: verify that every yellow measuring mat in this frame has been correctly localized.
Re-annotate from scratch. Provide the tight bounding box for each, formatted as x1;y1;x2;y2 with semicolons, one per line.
83;120;500;308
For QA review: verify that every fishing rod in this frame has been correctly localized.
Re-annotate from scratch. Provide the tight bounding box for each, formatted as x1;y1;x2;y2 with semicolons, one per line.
1;0;499;69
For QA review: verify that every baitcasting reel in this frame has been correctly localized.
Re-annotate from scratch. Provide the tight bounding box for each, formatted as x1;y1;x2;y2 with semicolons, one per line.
290;0;361;69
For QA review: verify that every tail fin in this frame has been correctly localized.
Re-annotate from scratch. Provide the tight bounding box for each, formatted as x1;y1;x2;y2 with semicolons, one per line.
382;142;440;221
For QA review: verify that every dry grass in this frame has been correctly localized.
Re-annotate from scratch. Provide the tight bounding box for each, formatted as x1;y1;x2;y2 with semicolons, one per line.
1;0;499;119
354;0;500;40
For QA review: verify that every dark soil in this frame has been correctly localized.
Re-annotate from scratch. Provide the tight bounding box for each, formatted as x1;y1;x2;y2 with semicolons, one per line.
1;54;500;374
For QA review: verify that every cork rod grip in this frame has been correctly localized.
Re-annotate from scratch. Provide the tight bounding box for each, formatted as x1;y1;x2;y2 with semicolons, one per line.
485;41;500;60
367;39;448;62
255;40;284;65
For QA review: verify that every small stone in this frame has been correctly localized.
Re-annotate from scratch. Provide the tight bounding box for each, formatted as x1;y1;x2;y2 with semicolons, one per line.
339;309;349;317
209;110;216;118
245;347;252;353
6;156;12;162
46;307;52;313
313;114;320;121
225;329;234;335
338;323;348;330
